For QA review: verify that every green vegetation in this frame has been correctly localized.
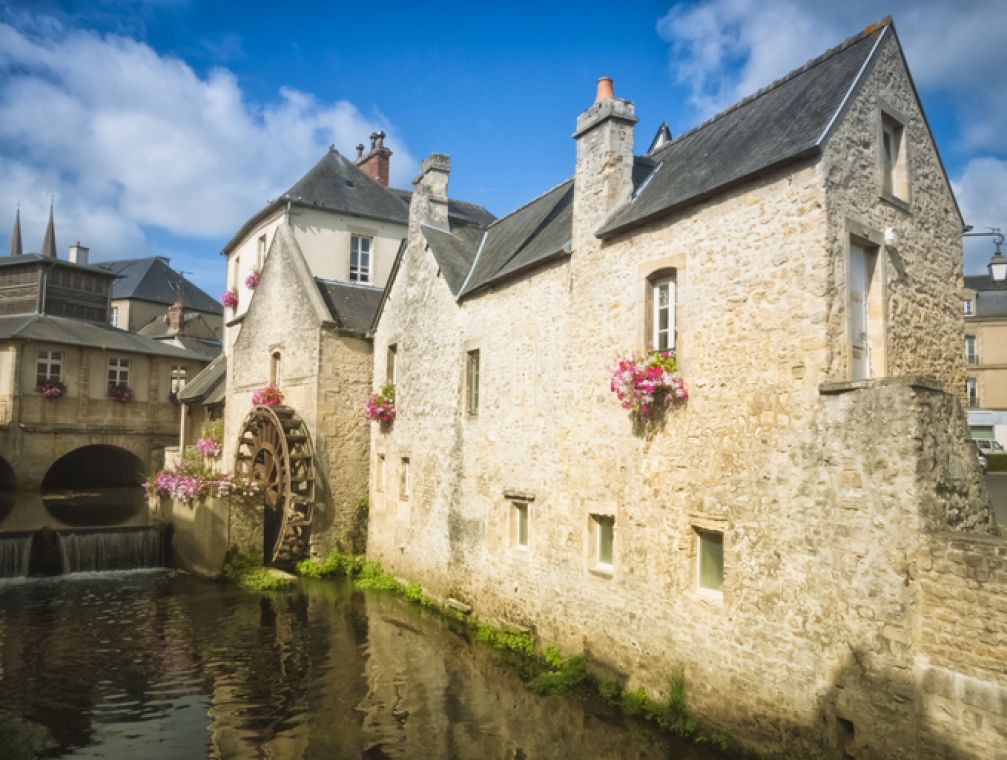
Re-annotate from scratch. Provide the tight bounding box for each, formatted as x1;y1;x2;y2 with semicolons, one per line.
284;549;763;756
221;548;293;592
986;452;1007;472
0;716;46;760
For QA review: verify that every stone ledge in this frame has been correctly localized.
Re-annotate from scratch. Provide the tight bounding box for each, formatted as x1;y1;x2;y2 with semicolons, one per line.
819;375;943;395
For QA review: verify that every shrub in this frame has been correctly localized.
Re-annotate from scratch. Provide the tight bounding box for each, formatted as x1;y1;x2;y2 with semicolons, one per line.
365;383;396;425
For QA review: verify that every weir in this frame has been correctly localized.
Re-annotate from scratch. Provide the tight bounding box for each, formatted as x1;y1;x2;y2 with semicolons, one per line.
0;525;170;577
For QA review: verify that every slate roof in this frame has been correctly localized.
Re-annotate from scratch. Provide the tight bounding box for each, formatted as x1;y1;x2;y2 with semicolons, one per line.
286;149;410;224
315;279;384;334
420;224;485;294
0;314;205;359
0;253;118;277
97;257;222;314
965;276;1007;318
598;20;890;237
177;353;226;404
221;149;495;255
389;188;496;228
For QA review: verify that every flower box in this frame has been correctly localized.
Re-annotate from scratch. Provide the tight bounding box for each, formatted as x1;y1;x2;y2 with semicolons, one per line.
610;350;687;417
365;383;396;426
251;384;284;407
107;383;135;403
36;379;66;400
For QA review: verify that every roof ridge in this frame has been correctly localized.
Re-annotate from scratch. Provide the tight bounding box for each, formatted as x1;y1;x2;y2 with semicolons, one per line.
487;177;574;230
654;16;892;155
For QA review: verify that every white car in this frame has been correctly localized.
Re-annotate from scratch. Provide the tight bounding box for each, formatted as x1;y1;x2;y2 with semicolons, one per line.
973;439;1005;455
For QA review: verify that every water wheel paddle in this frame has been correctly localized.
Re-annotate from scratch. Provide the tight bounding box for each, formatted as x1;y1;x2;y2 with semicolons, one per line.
234;405;315;565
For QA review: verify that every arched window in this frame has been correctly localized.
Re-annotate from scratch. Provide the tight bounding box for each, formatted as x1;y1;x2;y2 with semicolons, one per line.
270;352;282;387
647;269;676;352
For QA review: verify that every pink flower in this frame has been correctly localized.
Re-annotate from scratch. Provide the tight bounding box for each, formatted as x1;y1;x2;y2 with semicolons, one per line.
195;437;221;458
245;270;261;289
608;350;688;417
221;289;239;308
251;384;284;407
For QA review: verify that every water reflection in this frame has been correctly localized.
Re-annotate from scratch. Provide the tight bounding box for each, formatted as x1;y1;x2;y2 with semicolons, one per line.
0;572;728;759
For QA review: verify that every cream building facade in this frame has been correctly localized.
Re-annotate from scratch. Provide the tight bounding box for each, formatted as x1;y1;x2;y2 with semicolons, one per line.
368;19;1003;759
963;275;1007;446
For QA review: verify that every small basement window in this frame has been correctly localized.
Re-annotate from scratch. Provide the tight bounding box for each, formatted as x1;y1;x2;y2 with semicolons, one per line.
696;529;724;595
590;514;615;573
511;501;529;550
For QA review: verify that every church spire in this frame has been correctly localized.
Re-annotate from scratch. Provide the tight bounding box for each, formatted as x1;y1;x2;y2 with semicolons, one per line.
40;199;56;258
7;205;22;257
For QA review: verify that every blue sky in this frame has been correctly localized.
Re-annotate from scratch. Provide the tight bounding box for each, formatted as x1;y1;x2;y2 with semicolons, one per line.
1;0;1005;296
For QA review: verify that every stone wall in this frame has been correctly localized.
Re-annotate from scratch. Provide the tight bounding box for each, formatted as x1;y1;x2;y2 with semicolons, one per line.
368;32;1002;758
822;33;965;395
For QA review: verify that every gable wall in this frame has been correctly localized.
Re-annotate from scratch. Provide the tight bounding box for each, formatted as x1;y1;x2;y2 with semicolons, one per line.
291;206;404;286
822;32;965;394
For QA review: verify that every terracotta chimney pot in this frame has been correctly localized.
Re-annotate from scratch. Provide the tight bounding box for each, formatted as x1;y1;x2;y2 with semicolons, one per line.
595;77;614;103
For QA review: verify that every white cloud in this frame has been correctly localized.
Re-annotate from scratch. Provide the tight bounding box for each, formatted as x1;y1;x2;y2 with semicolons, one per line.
657;0;1007;274
656;0;1007;151
0;19;417;263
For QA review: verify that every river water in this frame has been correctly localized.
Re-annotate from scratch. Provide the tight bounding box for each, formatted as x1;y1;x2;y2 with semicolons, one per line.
0;570;729;759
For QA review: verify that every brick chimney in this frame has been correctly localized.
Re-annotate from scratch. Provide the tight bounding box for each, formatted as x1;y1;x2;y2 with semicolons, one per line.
167;297;184;334
573;77;637;230
357;130;392;187
410;153;450;231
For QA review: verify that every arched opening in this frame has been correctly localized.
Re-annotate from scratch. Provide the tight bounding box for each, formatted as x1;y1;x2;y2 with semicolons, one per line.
41;445;146;527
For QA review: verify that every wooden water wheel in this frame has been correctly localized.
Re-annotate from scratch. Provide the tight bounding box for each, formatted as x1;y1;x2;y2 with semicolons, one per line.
233;405;315;566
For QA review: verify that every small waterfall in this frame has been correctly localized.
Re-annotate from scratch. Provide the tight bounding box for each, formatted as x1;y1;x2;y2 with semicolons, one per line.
58;525;169;573
0;532;32;577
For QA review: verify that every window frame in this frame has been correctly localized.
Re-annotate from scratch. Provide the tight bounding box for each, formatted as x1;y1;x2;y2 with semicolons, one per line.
589;513;615;575
466;349;480;416
109;305;119;327
270;351;282;388
965;335;977;365
511;500;529;552
650;275;676;352
256;234;267;271
878;108;909;203
399;456;410;500
170;365;187;395
36;350;63;387
386;344;397;386
350;234;372;283
964;298;974;316
107;357;130;390
695;528;725;597
966;377;979;408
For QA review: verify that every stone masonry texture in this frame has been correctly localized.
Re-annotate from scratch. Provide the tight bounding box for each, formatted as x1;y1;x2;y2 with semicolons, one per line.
368;31;1004;759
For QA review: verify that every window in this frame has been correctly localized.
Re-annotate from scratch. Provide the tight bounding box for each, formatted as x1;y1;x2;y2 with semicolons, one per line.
848;242;884;380
466;349;480;416
36;350;63;386
696;529;724;595
965;335;977;365
270;352;282;387
386;344;397;385
231;255;240;291
967;378;979;408
964;298;974;316
651;276;676;352
170;365;187;395
399;457;410;499
511;501;529;550
590;514;614;572
109;306;118;327
257;234;267;271
350;235;372;283
107;357;130;390
880;113;906;199
376;454;385;492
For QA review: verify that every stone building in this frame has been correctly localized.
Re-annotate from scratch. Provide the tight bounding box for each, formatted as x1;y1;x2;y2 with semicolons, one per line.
170;140;492;569
963;274;1007;446
0;210;211;518
368;18;1003;759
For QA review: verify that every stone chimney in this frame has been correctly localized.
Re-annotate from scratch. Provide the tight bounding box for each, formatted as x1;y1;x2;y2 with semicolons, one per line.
68;242;89;265
167;297;184;334
357;130;392;187
573;77;638;230
410;153;450;231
